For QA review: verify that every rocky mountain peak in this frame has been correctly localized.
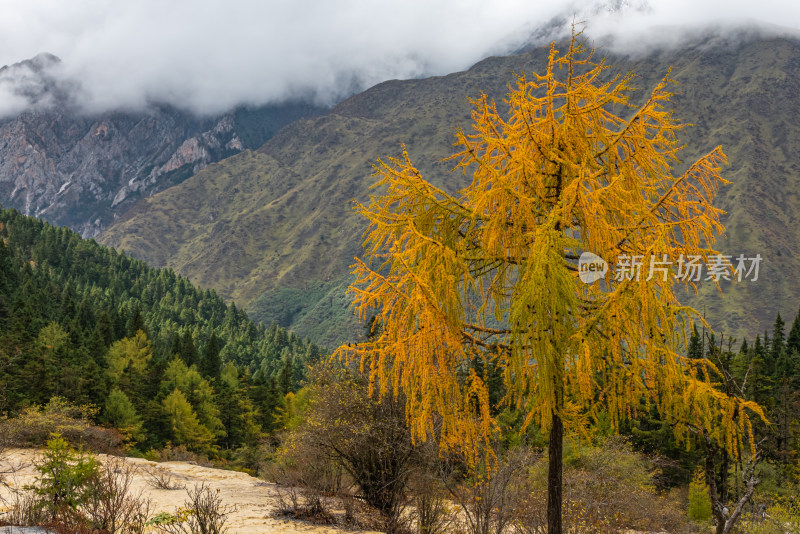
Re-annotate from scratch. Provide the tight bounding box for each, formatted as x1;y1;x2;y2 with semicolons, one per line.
0;53;73;110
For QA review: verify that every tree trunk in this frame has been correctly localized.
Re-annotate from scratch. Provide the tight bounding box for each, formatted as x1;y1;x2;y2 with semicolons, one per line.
547;412;563;534
720;449;729;504
703;431;762;534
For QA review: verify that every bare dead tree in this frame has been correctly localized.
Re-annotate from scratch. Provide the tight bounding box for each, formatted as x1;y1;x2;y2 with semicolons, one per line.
82;457;151;534
702;430;766;534
438;447;535;534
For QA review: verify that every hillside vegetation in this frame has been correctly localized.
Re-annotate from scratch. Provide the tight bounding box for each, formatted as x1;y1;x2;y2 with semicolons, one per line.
100;35;800;347
0;208;319;456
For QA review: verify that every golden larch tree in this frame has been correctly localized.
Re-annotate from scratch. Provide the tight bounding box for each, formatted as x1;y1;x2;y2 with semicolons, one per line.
336;31;764;534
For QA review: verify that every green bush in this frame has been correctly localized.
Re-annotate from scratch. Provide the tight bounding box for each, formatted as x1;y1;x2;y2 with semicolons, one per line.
13;434;150;533
29;434;99;521
737;503;799;534
687;467;712;522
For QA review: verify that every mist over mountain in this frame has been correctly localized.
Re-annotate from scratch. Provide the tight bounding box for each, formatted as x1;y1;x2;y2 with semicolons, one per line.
1;7;799;531
0;61;325;237
2;1;800;117
0;52;74;115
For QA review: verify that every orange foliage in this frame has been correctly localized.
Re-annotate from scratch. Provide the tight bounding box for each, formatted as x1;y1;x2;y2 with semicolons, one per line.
336;31;765;465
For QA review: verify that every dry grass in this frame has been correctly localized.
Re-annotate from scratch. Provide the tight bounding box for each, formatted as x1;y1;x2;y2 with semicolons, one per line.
143;466;186;491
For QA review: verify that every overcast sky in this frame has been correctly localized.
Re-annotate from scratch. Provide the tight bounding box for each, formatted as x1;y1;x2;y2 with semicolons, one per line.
0;0;798;116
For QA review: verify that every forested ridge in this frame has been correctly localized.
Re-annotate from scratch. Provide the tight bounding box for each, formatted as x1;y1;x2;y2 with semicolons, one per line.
0;206;319;456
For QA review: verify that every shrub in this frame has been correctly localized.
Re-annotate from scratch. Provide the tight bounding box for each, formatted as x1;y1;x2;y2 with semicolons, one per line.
144;443;210;465
147;482;234;534
144;465;186;490
286;363;415;524
407;462;454;534
82;457;151;533
734;496;800;534
2;488;50;527
28;434;99;522
0;397;122;452
440;447;535;534
270;361;417;531
268;433;341;524
229;441;275;478
8;436;150;533
511;438;697;534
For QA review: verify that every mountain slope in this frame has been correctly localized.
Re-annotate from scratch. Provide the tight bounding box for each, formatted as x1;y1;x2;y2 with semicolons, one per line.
98;54;545;346
0;54;325;237
100;35;800;346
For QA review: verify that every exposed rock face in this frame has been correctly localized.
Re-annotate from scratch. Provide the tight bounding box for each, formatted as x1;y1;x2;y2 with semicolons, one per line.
150;116;243;179
0;54;324;237
0;106;238;237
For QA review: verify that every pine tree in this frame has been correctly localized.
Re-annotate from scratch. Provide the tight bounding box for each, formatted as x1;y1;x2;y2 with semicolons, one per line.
731;339;750;387
162;388;214;451
126;304;145;338
749;335;773;407
200;332;221;380
92;310;114;347
179;330;198;368
105;330;152;387
688;325;703;359
169;331;182;359
0;239;16;295
786;307;800;357
0;240;16;331
216;380;261;449
9;292;42;344
248;373;281;433
688;467;712;521
771;313;786;378
160;358;225;440
772;315;800;469
105;387;144;443
276;353;294;395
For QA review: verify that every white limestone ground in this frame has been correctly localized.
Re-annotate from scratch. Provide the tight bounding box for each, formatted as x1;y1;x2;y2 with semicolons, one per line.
0;449;381;534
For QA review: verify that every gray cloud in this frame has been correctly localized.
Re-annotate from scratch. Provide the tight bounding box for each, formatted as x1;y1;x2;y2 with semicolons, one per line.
582;0;800;55
0;0;797;116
